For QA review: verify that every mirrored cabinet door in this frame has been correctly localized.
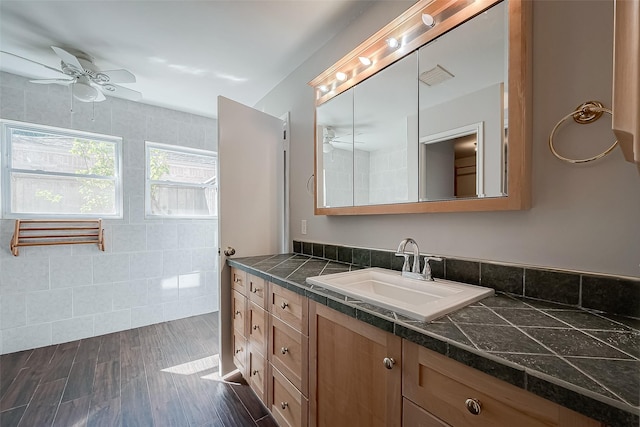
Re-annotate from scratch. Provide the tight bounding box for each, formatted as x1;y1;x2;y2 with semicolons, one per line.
316;88;354;208
354;53;419;206
418;1;508;201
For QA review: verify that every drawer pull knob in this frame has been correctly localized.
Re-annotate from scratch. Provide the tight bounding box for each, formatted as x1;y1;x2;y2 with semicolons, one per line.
234;310;241;315
465;398;482;415
252;370;259;375
235;348;242;354
252;288;260;293
252;325;259;330
281;347;289;354
281;402;289;410
383;357;395;369
280;301;289;309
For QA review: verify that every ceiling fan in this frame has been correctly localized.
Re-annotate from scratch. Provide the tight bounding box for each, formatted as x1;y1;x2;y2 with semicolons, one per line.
322;126;365;153
2;46;141;103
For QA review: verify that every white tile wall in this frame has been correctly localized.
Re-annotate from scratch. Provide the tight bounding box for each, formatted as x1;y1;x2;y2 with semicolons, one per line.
0;72;219;354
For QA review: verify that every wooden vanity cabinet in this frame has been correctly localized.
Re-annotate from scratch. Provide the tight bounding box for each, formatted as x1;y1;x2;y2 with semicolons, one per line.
402;340;603;427
309;301;402;427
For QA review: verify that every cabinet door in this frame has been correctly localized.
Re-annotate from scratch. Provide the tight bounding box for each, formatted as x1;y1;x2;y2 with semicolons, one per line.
309;302;402;427
232;290;247;337
248;349;267;404
248;302;268;355
270;315;308;396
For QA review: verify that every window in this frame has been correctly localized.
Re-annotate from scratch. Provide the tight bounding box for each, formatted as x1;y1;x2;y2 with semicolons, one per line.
145;142;217;218
1;120;123;218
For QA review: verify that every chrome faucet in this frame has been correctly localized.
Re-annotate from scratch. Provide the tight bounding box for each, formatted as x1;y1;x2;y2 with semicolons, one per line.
395;238;442;281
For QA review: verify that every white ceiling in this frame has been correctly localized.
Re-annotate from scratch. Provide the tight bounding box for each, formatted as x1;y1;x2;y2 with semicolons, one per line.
0;0;375;118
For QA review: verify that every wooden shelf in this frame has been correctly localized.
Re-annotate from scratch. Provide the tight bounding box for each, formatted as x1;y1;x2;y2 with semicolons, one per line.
10;219;105;256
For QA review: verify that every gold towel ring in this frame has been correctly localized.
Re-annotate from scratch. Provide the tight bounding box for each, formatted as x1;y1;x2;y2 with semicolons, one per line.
549;101;618;164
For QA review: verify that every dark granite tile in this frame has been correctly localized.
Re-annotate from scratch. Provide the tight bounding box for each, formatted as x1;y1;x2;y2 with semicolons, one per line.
447;306;509;325
494;353;618;398
404;321;474;347
582;275;640;318
456;324;552;354
519;298;576;310
286;273;312;287
491;308;568;328
584;330;640;359
526;375;638;427
545;311;632;332
370;250;392;269
395;325;447;355
481;263;524;295
321;267;351;275
302;242;313;256
337;246;352;264
323;245;338;261
565;358;640;406
312;287;349;301
267;267;300;280
352;248;371;267
446;259;480;285
524;268;580;305
356;310;394;333
448;346;526;387
326;299;356;318
601;314;640;332
522;328;633;359
312;243;324;258
390;253;405;271
479;294;531;309
305;290;327;306
292;241;302;254
355;303;395;320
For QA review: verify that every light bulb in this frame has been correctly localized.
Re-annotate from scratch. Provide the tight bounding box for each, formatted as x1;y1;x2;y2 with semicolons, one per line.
422;13;435;28
336;72;347;82
318;85;329;93
358;56;372;66
387;37;399;49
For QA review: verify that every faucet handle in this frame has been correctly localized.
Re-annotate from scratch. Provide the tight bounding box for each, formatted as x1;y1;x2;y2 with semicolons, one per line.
395;253;411;272
422;256;443;280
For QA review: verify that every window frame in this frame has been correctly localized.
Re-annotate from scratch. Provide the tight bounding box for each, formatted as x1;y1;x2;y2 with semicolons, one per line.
0;119;123;219
144;141;218;219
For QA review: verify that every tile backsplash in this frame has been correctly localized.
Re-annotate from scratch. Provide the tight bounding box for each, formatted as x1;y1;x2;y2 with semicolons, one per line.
293;240;640;319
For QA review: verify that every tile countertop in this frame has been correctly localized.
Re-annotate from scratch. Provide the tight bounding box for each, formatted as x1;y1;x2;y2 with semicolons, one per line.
228;254;640;427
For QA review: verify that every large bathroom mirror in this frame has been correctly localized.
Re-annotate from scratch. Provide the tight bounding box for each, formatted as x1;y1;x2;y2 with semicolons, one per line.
310;0;531;215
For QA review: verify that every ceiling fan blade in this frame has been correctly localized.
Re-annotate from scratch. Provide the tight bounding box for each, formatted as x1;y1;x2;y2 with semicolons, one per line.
30;78;75;86
51;46;84;71
1;50;66;76
98;69;136;83
96;83;142;101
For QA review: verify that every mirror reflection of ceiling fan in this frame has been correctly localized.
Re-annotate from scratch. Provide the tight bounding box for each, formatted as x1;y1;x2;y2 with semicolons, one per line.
322;126;365;153
1;46;142;103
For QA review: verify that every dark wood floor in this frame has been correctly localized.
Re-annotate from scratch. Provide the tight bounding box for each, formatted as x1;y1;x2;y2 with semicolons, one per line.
0;313;277;427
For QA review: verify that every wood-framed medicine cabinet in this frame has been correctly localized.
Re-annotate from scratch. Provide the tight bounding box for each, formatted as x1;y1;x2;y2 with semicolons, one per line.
309;0;532;215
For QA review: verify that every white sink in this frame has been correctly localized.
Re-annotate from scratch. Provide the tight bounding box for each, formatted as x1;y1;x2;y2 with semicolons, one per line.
306;267;493;322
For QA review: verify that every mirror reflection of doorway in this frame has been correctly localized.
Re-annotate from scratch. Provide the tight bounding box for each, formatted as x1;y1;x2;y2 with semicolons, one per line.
419;122;484;201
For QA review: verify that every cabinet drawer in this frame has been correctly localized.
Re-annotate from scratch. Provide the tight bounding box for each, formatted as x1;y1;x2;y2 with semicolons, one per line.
249;349;267;404
270;366;308;427
248;274;267;308
270;316;308;396
231;268;247;295
232;332;247;377
402;340;601;427
403;398;450;427
232;290;247;336
270;283;308;334
248;302;268;355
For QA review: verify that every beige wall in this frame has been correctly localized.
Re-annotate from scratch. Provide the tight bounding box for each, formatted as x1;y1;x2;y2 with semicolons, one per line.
255;0;640;279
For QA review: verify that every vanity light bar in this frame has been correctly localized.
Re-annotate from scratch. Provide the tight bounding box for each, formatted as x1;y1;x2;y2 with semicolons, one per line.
310;0;490;104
